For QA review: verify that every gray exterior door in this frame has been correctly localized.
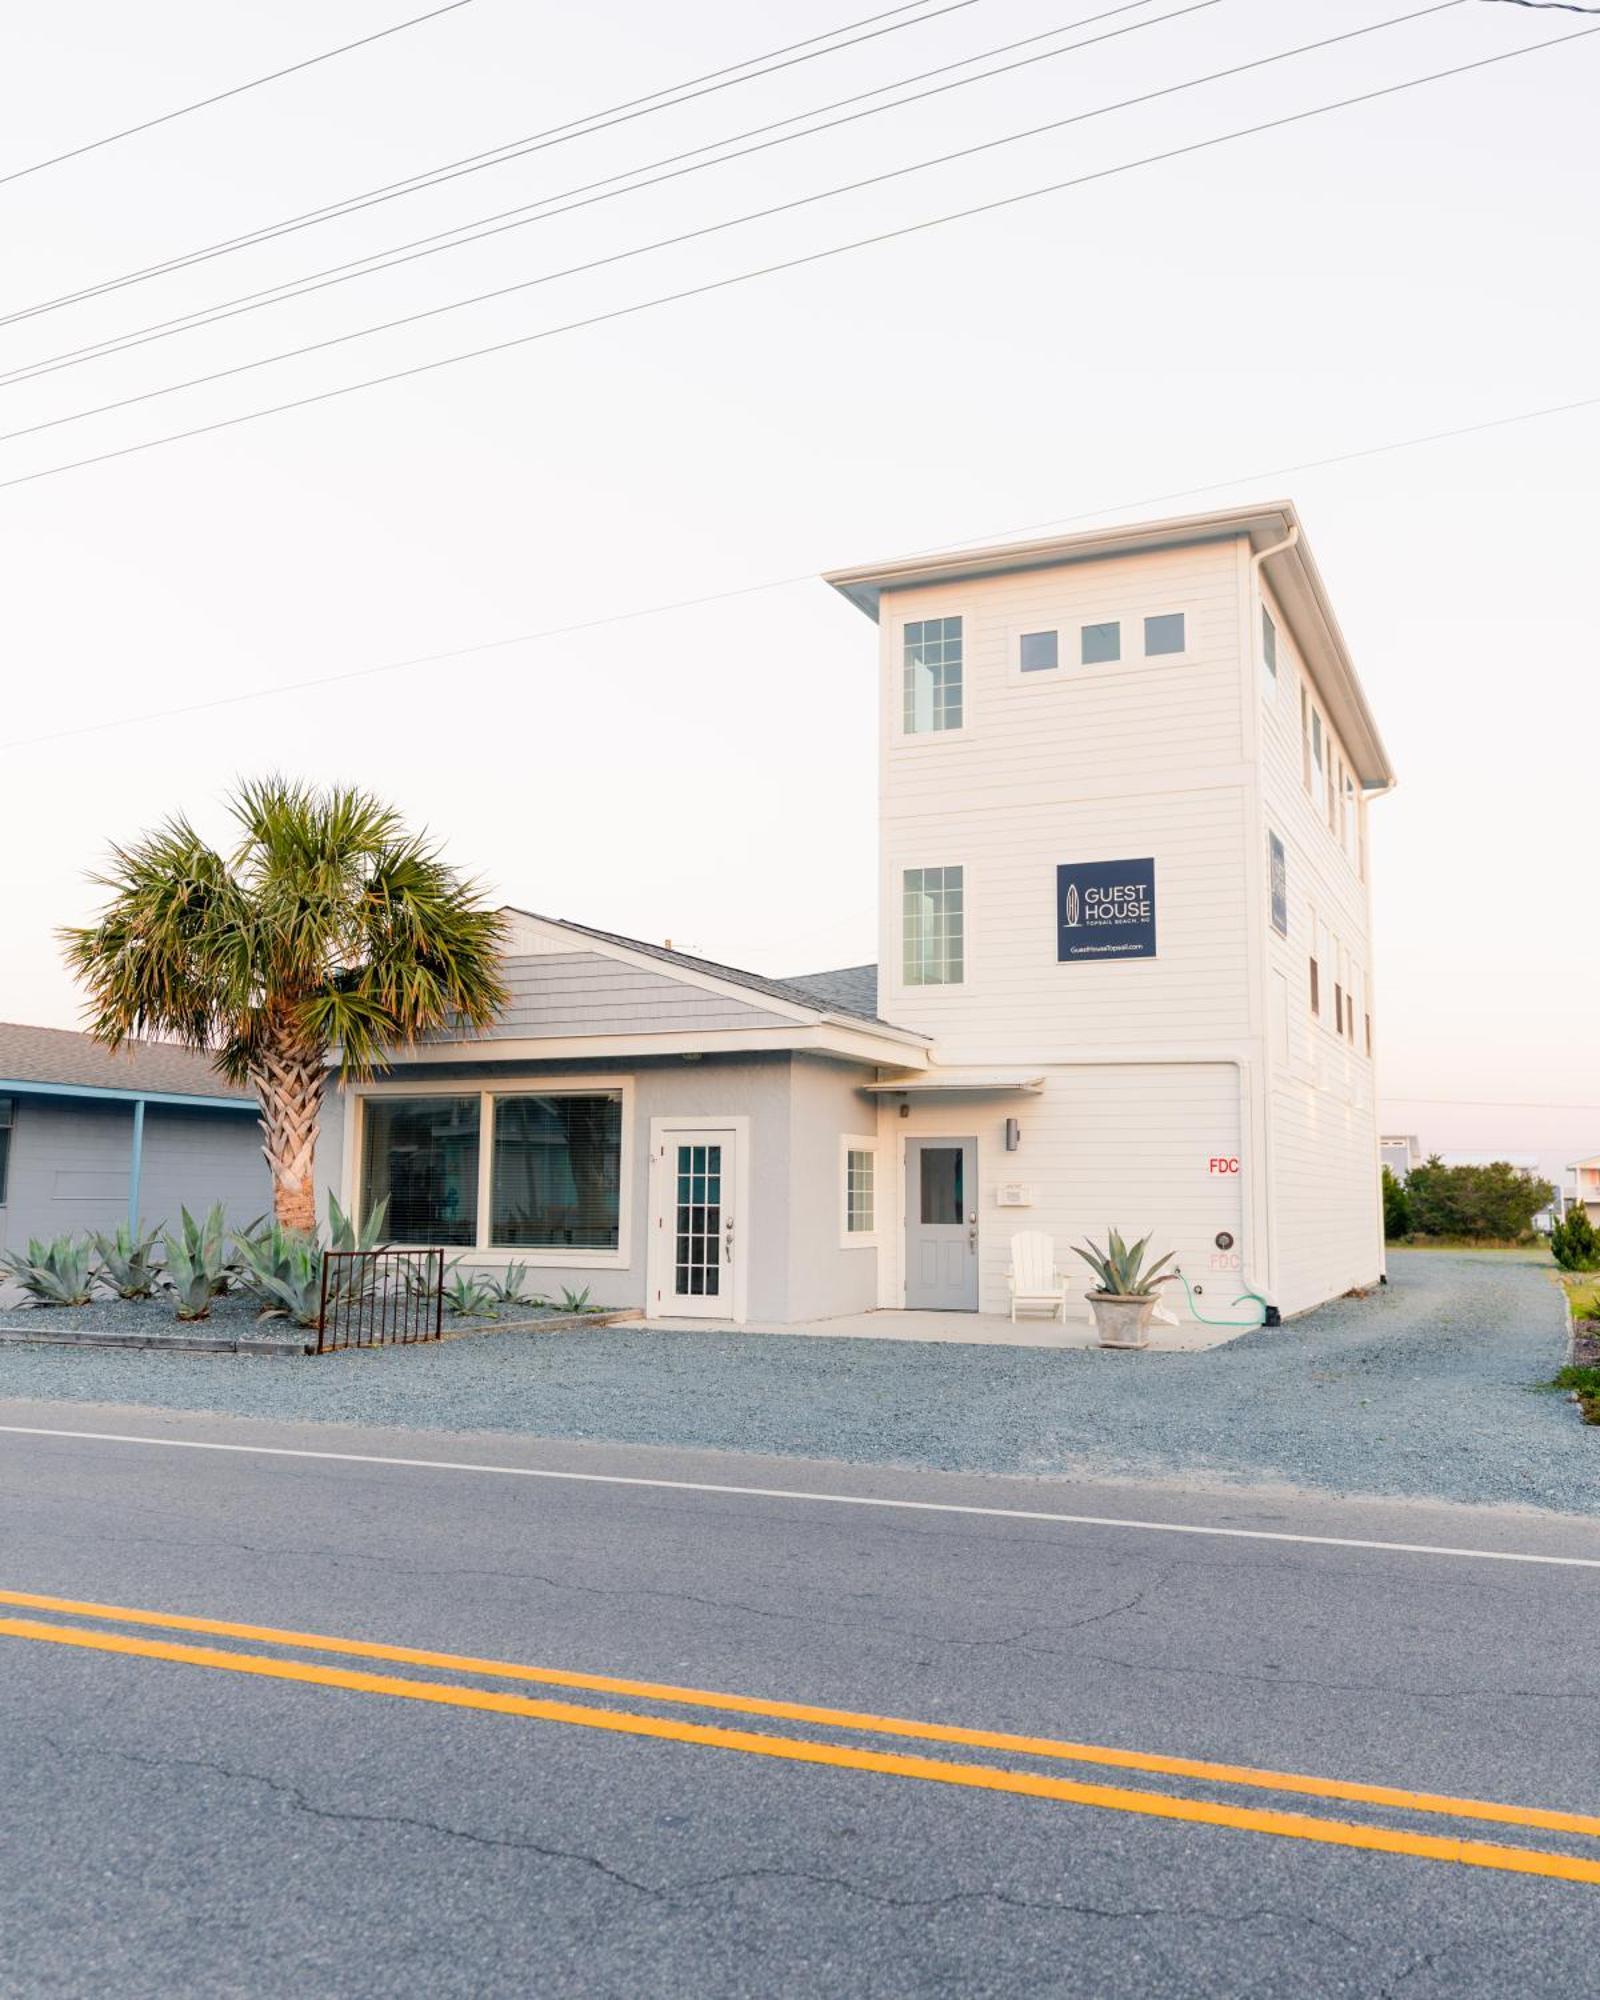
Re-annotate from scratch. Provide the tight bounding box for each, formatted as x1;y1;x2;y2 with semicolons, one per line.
904;1138;978;1311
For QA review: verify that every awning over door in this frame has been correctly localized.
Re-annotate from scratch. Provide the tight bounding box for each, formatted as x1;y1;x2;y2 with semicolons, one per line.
864;1071;1045;1094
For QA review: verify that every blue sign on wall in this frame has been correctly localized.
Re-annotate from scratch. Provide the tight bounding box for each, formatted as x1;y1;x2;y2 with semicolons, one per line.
1057;859;1157;962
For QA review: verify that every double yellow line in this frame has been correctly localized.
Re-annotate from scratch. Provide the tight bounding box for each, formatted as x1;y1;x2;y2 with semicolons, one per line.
4;1584;1597;1887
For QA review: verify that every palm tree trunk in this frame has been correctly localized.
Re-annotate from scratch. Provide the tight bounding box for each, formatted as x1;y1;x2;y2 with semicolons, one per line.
253;1042;327;1234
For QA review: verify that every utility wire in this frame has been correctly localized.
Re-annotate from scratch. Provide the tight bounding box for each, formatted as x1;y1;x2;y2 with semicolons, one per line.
7;383;1598;751
0;0;986;329
0;1;479;190
0;0;1181;391
1;21;1590;495
0;1;1475;449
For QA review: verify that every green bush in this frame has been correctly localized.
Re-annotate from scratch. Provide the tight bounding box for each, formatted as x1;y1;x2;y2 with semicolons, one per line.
1400;1157;1555;1243
162;1203;235;1321
1554;1365;1600;1393
1;1234;96;1306
91;1221;164;1299
1382;1167;1411;1240
1551;1206;1600;1273
233;1222;324;1328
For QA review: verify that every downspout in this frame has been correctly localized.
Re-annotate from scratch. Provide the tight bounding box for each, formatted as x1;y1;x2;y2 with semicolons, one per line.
1241;524;1298;1328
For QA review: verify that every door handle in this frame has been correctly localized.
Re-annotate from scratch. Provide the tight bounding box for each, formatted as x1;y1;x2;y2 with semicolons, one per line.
724;1215;735;1265
967;1217;977;1251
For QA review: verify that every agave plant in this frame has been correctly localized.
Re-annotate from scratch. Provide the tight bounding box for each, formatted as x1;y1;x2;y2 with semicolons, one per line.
557;1285;594;1314
481;1262;539;1309
1071;1229;1178;1299
1;1234;97;1307
443;1271;498;1318
233;1222;324;1328
162;1203;236;1321
328;1193;389;1253
90;1221;164;1299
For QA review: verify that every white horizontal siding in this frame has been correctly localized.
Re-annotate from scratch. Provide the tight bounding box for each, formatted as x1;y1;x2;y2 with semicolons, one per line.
879;1064;1244;1321
882;787;1253;1056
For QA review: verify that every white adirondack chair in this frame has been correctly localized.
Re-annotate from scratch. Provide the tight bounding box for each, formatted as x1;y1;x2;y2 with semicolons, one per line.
1007;1230;1068;1323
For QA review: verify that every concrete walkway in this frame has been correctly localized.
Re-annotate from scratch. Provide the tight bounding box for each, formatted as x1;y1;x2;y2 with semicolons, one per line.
642;1306;1244;1350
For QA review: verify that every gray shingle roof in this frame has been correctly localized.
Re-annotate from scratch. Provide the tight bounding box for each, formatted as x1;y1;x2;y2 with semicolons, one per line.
506;912;900;1027
778;965;880;1018
0;1022;255;1101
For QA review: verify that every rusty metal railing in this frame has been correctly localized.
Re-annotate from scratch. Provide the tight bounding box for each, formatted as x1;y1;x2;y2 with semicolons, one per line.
314;1247;444;1355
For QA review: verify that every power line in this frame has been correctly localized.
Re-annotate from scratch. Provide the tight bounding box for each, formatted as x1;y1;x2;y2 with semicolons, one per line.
0;1;1479;451
7;382;1598;751
0;0;985;330
0;1;479;190
0;0;1182;392
3;16;1590;489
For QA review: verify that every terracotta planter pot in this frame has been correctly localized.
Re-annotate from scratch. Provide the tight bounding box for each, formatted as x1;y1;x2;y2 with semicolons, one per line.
1087;1291;1158;1350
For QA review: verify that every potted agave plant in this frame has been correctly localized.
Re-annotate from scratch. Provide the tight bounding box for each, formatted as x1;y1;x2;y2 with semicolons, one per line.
1072;1229;1178;1350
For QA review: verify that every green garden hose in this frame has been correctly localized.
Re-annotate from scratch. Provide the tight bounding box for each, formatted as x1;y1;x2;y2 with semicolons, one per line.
1173;1266;1269;1329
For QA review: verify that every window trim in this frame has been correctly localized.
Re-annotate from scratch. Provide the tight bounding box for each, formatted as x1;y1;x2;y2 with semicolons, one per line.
351;1076;634;1267
840;1135;880;1248
1016;628;1060;674
1079;617;1124;667
1142;610;1190;660
901;863;965;988
1261;604;1278;701
895;613;966;741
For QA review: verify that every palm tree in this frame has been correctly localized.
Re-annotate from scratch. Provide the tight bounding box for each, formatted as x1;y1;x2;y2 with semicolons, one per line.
63;777;508;1233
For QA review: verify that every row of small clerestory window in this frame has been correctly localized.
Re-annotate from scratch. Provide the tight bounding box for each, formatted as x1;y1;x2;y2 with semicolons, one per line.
901;612;1187;734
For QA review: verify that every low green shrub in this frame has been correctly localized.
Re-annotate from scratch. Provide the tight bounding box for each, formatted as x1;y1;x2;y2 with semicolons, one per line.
233;1222;324;1328
162;1203;235;1321
1551;1207;1600;1273
483;1262;538;1309
443;1271;498;1318
1554;1365;1600;1394
1;1234;96;1306
91;1221;164;1299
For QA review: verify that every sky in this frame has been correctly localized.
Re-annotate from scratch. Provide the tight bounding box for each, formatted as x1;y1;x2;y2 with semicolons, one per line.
1;0;1596;1187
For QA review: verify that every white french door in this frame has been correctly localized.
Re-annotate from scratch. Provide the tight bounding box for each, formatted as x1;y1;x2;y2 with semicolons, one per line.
649;1121;746;1321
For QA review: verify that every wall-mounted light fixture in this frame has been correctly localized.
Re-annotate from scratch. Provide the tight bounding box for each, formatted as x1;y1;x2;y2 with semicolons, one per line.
1004;1117;1021;1152
899;1098;910;1118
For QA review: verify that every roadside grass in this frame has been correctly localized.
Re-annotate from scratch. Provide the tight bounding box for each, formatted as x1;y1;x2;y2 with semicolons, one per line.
1387;1241;1553;1261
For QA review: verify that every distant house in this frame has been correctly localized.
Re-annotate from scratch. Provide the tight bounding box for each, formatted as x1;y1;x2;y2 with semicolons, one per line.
1379;1134;1421;1179
1569;1154;1600;1227
0;1024;269;1254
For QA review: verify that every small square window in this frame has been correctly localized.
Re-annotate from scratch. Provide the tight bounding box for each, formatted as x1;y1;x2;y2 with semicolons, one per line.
1144;612;1186;656
1081;621;1120;664
1019;630;1058;672
1261;607;1278;698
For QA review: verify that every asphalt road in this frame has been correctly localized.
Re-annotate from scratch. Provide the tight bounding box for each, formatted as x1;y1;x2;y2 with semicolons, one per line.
2;1400;1599;1998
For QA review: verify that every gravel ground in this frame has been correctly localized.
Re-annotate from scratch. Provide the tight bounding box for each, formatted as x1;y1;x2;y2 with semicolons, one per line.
0;1250;1587;1511
0;1293;585;1339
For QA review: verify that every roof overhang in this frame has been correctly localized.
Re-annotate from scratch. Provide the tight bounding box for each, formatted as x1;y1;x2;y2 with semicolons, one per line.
0;1077;256;1112
865;1071;1045;1094
825;501;1395;789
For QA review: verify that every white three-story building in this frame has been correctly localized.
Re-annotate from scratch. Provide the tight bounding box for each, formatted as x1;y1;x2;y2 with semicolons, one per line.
324;502;1392;1327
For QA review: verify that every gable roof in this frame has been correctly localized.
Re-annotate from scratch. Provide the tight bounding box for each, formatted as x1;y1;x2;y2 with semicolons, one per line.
506;914;902;1030
0;1022;255;1102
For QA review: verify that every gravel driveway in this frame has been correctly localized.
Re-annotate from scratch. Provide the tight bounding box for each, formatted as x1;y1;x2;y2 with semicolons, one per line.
0;1250;1587;1512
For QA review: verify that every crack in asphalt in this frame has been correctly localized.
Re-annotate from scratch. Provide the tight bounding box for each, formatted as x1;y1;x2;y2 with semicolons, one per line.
34;1736;1380;1953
